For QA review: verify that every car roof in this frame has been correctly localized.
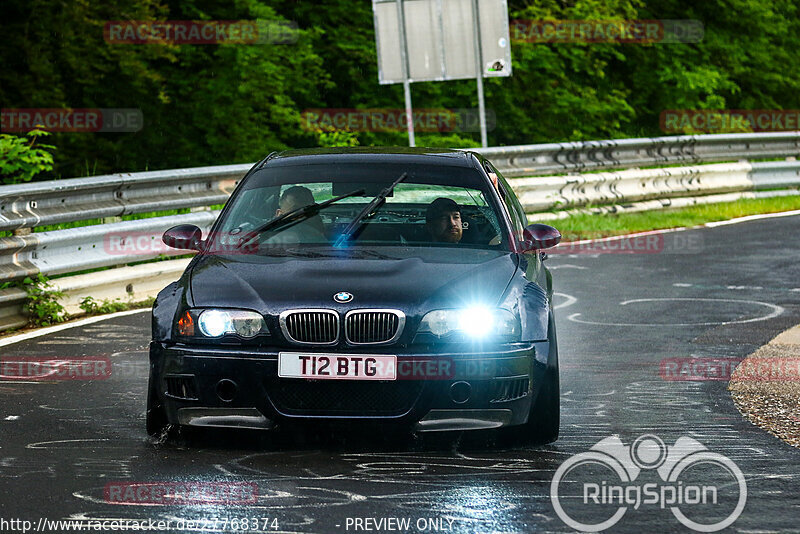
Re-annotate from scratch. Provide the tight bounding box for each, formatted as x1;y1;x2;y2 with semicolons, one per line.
266;146;480;168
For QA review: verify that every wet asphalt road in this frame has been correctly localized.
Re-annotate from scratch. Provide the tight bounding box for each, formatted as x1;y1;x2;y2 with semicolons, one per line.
1;214;800;533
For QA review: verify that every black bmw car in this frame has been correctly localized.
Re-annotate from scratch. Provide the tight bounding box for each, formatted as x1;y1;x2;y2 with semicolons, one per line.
147;147;562;442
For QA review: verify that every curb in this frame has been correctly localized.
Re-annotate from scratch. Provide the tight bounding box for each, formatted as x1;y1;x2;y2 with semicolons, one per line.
729;323;800;448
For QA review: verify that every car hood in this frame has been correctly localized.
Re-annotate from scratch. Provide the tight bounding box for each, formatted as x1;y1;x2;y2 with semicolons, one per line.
188;247;518;315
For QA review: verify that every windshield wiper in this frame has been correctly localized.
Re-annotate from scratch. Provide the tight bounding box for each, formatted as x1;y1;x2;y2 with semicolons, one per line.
334;172;407;247
233;188;366;250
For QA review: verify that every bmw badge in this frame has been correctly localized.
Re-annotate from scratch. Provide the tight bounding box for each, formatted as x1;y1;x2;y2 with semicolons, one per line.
334;291;353;303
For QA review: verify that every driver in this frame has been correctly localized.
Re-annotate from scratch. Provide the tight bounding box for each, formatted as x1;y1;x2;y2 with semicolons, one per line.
264;185;326;244
425;197;463;243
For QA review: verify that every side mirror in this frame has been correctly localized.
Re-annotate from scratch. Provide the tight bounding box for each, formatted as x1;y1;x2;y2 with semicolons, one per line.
522;223;561;251
162;224;203;251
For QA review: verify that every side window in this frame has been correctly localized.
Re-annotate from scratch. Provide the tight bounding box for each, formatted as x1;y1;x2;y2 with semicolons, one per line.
485;161;526;240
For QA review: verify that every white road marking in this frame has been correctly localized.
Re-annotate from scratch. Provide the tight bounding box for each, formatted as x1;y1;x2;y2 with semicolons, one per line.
672;282;800;294
38;404;118;411
26;438;110;449
568;298;784;327
705;208;800;227
553;292;578;310
0;309;149;348
548;264;588;270
727;285;763;290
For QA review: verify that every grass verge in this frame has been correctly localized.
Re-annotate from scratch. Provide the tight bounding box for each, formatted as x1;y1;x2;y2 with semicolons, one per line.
552;195;800;240
0;296;155;340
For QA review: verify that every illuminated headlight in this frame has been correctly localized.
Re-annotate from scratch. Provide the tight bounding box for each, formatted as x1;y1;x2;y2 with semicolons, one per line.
418;308;520;340
178;309;267;338
198;310;232;337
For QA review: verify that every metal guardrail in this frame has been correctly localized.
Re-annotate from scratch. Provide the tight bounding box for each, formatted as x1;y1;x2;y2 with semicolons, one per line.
0;286;27;331
512;161;800;213
0;212;218;281
749;160;800;189
0;164;245;232
476;132;800;177
1;133;798;234
0;132;799;332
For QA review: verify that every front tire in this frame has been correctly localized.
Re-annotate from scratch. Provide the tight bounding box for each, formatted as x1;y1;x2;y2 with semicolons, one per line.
146;369;169;437
510;310;560;444
524;366;560;443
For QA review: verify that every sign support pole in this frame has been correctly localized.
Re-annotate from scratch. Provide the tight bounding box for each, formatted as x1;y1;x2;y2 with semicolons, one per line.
396;0;415;147
471;0;488;147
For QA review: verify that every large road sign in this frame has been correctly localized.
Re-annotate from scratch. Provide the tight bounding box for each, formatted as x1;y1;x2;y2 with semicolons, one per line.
373;0;511;84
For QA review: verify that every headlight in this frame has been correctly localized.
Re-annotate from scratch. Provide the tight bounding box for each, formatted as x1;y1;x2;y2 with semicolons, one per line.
418;307;520;341
177;309;267;339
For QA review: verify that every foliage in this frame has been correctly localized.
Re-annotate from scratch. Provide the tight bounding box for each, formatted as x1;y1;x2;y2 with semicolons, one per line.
2;0;799;177
22;274;66;327
79;296;130;315
136;296;157;308
416;134;482;149
78;295;156;316
314;126;360;148
0;130;56;184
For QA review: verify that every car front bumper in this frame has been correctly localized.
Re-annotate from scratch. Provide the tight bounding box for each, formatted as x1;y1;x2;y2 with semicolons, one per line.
149;341;550;432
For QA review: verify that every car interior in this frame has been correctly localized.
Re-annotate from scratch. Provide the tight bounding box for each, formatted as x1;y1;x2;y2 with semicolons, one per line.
220;184;505;248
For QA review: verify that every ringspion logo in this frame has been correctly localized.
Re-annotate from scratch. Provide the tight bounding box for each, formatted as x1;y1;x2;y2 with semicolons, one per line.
551;434;746;532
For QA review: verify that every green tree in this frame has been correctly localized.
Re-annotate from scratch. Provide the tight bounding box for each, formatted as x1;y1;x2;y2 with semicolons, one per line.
0;130;56;184
2;0;799;176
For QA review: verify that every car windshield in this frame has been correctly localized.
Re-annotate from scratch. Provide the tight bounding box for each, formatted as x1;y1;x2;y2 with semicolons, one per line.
211;162;508;252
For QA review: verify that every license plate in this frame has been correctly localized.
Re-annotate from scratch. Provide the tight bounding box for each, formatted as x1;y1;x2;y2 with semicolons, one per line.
278;353;397;380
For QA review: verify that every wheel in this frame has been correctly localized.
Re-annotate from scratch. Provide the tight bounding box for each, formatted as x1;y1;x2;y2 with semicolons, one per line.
146;368;169;437
524;365;560;444
508;310;560;444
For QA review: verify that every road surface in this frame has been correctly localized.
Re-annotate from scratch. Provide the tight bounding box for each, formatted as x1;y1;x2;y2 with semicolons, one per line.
1;214;799;533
